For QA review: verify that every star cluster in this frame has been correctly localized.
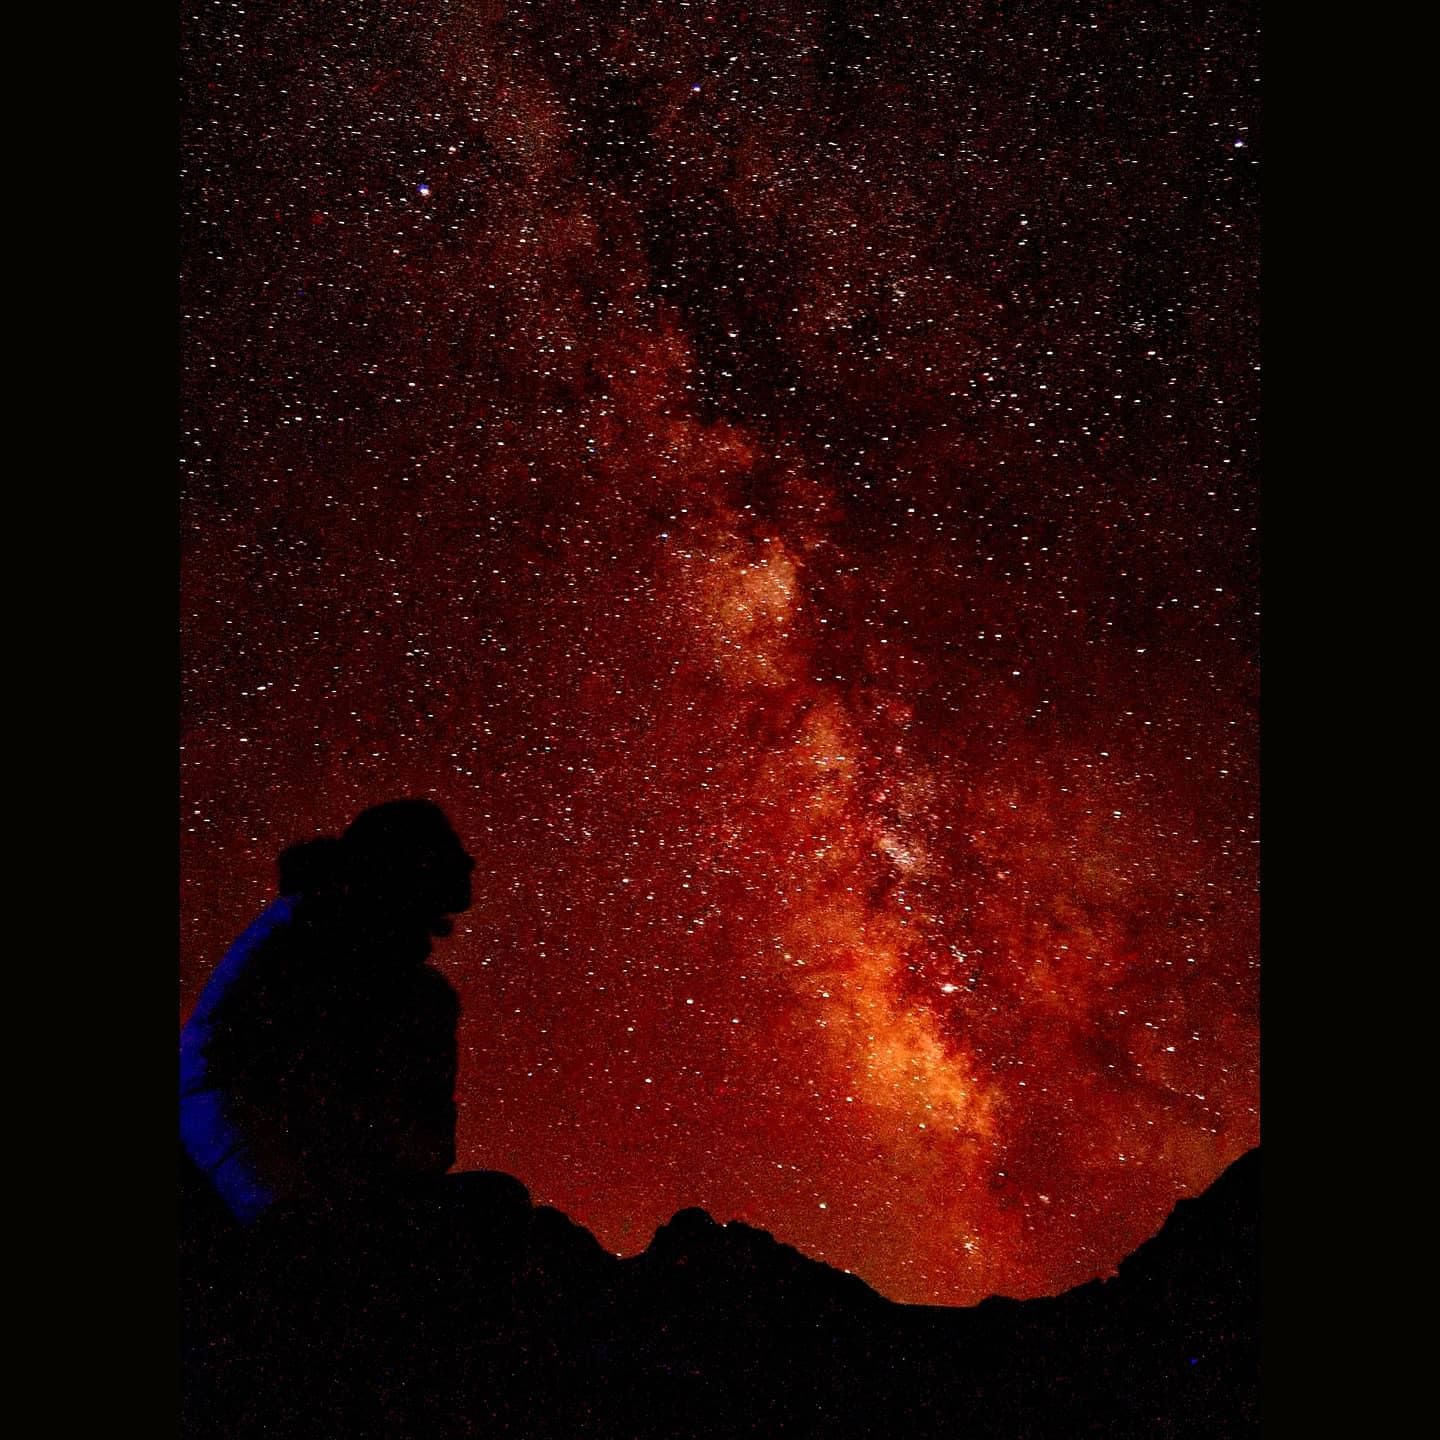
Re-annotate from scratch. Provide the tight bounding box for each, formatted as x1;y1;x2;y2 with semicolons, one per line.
181;0;1258;1305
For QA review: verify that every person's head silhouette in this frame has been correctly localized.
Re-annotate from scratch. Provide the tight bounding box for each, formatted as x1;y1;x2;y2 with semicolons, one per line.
278;798;476;945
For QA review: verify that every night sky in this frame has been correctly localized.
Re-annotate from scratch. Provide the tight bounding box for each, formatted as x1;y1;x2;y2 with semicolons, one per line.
180;1;1259;1306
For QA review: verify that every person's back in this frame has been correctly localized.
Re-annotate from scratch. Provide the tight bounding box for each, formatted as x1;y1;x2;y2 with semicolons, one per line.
179;893;302;1222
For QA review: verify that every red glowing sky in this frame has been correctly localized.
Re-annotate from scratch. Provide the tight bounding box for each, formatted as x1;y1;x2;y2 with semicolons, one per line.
181;1;1258;1305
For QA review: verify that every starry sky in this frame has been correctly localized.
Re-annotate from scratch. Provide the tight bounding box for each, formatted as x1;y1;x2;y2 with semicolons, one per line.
180;0;1259;1306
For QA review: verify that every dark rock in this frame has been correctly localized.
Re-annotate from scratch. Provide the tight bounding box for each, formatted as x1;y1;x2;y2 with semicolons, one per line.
180;1149;1260;1438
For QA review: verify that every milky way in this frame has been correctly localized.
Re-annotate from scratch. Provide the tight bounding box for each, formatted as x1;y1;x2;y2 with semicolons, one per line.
180;1;1259;1304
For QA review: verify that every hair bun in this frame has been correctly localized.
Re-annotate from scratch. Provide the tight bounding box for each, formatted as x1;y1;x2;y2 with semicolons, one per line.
277;835;346;897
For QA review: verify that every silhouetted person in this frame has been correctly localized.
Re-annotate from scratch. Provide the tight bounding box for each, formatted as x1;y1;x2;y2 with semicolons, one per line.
180;799;475;1223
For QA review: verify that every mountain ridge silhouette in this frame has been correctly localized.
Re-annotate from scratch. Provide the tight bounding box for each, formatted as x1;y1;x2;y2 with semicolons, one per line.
182;1146;1258;1436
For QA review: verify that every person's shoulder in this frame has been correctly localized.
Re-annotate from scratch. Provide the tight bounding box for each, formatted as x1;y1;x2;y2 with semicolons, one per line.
236;894;300;947
228;894;305;969
186;895;298;1029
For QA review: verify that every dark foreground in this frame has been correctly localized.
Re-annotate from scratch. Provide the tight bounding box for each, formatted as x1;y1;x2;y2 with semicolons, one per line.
181;1148;1259;1438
